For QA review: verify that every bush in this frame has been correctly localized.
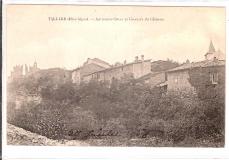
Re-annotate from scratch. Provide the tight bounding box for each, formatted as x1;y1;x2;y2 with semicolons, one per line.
7;74;225;146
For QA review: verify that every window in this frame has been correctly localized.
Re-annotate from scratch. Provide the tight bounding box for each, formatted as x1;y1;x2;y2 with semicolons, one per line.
160;85;168;96
97;73;100;79
210;72;218;84
174;78;178;83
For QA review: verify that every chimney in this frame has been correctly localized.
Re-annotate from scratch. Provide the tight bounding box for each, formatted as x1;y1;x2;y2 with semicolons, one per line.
124;60;126;65
213;56;218;62
135;56;138;62
85;58;90;65
141;55;144;61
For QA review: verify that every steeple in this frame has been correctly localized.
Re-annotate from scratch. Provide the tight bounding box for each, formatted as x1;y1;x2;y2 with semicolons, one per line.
33;60;37;68
208;40;216;53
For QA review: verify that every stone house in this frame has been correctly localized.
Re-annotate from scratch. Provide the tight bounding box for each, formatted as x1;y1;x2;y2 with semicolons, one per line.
135;41;225;94
166;59;225;92
138;58;225;94
9;61;40;82
72;58;111;84
166;41;225;92
82;55;151;84
135;72;167;88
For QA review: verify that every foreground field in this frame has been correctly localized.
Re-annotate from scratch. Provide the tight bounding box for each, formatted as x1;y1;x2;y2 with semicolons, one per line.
7;123;223;147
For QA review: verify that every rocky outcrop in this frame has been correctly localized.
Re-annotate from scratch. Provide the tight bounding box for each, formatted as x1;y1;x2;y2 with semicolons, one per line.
7;123;89;146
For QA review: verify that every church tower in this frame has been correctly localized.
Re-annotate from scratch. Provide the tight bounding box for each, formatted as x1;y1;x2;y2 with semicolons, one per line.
208;40;216;53
205;40;216;61
33;60;37;69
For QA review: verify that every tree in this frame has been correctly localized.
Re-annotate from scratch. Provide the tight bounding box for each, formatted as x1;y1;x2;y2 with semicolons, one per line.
188;66;225;141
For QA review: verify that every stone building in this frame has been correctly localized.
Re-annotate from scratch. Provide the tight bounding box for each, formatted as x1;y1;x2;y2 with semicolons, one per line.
82;55;151;84
10;65;24;80
205;40;225;61
135;72;167;88
72;58;111;84
10;61;40;81
83;58;111;68
166;41;225;92
134;41;225;93
28;61;39;74
166;59;225;92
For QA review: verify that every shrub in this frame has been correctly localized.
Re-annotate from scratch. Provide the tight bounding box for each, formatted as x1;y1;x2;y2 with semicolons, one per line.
7;73;225;146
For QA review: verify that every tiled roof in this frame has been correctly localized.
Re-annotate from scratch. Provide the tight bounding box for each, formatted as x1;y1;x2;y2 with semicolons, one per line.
167;60;225;72
135;71;163;81
92;58;111;66
72;58;110;72
72;67;81;72
72;63;106;74
80;63;106;76
83;59;151;77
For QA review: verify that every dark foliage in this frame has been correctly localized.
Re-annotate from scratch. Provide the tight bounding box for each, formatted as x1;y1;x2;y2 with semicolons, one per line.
188;66;225;143
7;70;225;146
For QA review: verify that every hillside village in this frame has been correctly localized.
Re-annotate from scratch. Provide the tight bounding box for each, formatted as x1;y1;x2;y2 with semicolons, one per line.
5;3;227;147
9;41;225;94
7;40;226;146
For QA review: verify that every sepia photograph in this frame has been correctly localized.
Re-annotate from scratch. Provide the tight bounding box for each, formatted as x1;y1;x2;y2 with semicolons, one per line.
4;4;226;148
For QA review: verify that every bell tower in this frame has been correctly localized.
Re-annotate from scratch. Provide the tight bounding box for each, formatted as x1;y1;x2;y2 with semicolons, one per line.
205;40;216;60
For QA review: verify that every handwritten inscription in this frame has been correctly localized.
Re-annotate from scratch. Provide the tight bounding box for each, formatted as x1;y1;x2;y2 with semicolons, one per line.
68;129;119;138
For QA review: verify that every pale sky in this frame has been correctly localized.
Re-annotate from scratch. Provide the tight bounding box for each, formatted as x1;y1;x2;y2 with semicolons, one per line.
6;5;226;75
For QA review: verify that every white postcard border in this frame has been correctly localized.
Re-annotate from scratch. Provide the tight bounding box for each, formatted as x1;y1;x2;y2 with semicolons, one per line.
2;1;229;159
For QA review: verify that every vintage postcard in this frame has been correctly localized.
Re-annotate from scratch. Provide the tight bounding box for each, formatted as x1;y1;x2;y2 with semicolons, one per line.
2;1;229;160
